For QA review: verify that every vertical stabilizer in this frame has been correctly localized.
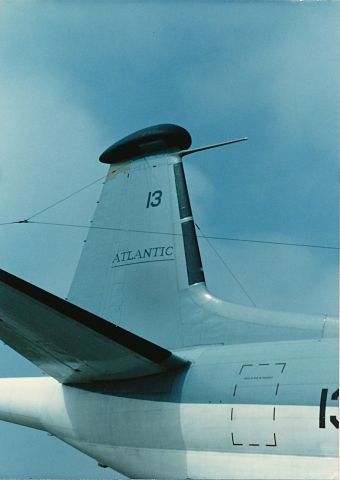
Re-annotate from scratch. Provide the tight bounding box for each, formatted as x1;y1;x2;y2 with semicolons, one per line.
66;125;322;350
67;125;205;347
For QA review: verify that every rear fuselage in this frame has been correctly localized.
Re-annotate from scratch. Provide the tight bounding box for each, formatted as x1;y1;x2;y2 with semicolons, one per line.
0;337;337;479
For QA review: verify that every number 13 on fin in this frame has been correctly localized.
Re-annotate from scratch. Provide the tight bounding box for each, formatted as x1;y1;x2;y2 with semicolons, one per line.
146;190;163;208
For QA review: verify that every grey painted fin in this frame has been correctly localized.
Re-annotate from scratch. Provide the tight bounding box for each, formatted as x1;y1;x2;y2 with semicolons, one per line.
67;125;208;349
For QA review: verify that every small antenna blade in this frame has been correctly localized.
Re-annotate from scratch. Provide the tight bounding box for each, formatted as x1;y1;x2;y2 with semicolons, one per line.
178;137;248;157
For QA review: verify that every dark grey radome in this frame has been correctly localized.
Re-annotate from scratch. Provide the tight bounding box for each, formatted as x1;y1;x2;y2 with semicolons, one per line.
99;124;192;164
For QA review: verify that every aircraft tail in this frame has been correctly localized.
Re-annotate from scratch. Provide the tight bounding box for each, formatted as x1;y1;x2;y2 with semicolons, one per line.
67;125;334;349
67;125;209;348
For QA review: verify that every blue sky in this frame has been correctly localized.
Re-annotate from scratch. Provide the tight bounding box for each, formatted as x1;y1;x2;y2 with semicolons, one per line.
0;1;339;478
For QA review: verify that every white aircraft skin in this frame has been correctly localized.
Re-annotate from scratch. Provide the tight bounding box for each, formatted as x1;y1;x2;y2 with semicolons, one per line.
0;124;338;479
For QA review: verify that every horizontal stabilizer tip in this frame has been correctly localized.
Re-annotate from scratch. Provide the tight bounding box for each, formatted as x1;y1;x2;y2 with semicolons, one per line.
100;124;192;164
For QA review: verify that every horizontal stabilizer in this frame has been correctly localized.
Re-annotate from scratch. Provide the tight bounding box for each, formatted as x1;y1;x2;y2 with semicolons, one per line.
0;269;187;384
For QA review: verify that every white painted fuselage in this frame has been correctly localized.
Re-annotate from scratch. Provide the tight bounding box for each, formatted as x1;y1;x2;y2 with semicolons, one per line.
0;337;337;479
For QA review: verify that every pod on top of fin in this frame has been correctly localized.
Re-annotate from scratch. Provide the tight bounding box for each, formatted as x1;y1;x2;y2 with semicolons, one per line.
99;124;192;164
